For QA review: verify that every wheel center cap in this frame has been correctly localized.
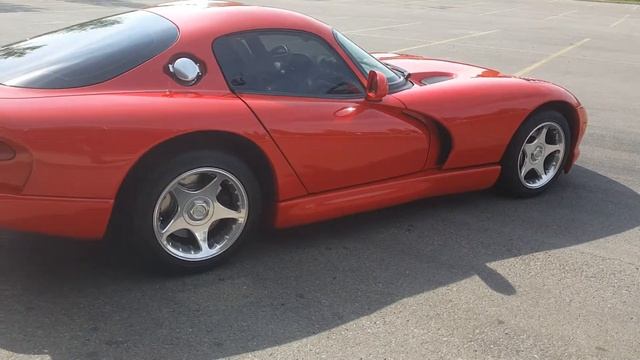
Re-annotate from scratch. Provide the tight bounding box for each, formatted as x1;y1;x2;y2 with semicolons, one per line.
187;198;212;223
531;145;544;162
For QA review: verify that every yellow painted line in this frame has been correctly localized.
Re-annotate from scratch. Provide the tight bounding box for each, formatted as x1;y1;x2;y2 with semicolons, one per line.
344;22;422;34
391;29;500;53
514;38;591;77
609;14;630;28
322;15;351;20
350;32;426;42
544;10;578;20
479;7;520;16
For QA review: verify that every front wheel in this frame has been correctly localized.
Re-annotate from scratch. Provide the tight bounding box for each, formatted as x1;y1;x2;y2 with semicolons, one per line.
497;110;571;197
131;150;262;272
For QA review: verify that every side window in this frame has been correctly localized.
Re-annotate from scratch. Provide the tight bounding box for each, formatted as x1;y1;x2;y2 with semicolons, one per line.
213;30;364;98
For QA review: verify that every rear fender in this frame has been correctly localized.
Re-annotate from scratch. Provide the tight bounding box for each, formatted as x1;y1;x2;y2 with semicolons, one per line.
0;92;307;201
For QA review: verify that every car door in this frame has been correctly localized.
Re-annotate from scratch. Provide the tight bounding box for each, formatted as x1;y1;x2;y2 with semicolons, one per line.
213;30;429;193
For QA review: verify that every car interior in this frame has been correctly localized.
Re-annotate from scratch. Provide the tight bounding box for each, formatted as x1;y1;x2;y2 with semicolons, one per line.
214;31;364;97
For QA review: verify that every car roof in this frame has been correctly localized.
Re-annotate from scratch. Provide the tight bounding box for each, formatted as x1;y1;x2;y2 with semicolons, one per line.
147;1;333;40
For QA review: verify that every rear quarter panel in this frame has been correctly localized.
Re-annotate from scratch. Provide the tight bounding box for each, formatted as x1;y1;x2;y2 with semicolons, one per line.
0;92;306;201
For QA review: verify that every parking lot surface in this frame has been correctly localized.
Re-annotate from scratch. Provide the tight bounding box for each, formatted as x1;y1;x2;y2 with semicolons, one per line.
0;0;639;359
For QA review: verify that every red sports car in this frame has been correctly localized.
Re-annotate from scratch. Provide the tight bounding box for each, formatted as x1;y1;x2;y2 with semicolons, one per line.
0;1;587;271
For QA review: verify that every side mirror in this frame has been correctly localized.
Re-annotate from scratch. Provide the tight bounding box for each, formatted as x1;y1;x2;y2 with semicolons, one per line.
365;70;388;101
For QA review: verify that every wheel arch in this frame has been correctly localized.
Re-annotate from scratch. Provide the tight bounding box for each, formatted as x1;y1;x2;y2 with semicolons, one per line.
106;131;277;238
524;101;580;172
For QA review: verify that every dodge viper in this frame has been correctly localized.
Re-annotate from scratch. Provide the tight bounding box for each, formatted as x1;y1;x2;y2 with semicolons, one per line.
0;1;587;270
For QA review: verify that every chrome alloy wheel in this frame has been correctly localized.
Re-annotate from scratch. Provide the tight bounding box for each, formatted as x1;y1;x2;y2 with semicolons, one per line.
152;167;248;261
518;122;566;189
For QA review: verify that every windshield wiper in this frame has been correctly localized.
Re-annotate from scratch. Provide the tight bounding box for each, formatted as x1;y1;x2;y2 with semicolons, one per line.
384;62;410;80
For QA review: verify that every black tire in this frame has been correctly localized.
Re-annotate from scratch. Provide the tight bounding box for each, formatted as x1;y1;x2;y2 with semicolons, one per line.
496;110;571;197
130;149;263;273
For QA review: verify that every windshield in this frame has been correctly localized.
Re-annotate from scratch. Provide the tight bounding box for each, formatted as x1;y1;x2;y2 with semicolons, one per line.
333;30;406;90
0;11;178;89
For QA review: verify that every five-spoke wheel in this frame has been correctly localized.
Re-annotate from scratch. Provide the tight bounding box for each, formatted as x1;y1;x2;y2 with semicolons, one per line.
130;149;262;272
153;167;248;262
518;122;565;189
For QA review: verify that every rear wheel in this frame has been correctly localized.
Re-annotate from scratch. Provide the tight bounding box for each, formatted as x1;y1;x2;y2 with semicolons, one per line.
497;110;571;197
131;150;262;272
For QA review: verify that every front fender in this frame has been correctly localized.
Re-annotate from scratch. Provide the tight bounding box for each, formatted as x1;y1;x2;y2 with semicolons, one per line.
393;77;581;169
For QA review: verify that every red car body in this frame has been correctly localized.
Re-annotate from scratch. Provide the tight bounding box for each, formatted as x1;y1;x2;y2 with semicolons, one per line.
0;3;587;239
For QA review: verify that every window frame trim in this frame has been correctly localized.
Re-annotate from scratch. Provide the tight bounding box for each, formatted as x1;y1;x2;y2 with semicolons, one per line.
211;28;366;100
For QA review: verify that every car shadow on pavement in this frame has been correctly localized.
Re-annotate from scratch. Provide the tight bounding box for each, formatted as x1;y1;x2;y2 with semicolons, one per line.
0;165;638;359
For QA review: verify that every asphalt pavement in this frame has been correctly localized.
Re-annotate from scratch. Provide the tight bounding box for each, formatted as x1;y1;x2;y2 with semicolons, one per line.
0;0;639;359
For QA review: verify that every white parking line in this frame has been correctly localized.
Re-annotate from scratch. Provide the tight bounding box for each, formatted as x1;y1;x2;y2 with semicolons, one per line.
514;38;591;76
344;22;422;34
544;10;578;21
479;7;520;16
391;29;500;53
610;14;630;28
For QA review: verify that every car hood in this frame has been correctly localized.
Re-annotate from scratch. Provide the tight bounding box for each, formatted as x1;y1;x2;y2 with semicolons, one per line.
372;53;501;85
